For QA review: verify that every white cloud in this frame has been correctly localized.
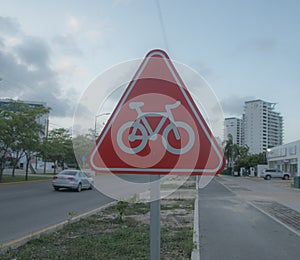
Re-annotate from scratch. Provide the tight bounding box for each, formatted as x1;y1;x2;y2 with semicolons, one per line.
66;16;82;32
221;95;255;117
85;30;104;44
0;16;76;117
113;0;134;7
52;34;82;56
4;37;20;48
54;59;87;77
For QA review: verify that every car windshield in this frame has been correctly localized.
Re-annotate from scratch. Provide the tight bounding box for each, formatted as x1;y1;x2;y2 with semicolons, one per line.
59;171;78;176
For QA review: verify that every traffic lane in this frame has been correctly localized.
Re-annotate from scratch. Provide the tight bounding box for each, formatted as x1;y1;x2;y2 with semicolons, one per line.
0;182;113;245
92;174;153;200
116;174;153;183
198;179;300;260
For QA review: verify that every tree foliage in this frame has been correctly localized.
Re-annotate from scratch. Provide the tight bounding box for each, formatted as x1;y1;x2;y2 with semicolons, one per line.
0;101;50;182
223;134;267;174
234;152;267;172
223;134;249;168
42;128;76;174
72;129;95;169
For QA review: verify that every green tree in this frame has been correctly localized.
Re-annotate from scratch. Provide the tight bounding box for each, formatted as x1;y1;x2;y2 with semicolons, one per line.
72;129;95;169
43;128;75;174
0;102;49;182
0;108;13;181
234;152;267;173
239;145;249;158
63;138;78;169
223;134;232;167
223;134;235;168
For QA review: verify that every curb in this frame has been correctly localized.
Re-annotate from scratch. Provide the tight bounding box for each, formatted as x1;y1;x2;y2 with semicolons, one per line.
191;176;200;260
191;197;200;260
0;201;116;254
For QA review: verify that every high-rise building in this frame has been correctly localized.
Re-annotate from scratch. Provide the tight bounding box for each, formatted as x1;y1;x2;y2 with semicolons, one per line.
243;99;283;154
224;117;243;146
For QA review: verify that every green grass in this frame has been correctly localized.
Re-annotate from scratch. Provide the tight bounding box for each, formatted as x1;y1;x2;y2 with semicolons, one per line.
2;201;194;259
0;174;52;183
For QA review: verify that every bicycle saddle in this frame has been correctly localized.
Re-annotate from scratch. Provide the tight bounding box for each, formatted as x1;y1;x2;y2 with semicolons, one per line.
129;102;144;109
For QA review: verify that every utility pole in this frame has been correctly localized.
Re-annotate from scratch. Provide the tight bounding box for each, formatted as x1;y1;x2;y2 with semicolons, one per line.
43;117;49;174
94;112;110;140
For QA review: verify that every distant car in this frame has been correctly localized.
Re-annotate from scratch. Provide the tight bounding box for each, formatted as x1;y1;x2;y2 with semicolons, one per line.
261;169;291;180
52;170;94;192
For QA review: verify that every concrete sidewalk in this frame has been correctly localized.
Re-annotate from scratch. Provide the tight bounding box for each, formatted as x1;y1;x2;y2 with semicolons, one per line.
216;175;300;236
217;175;300;213
198;178;300;260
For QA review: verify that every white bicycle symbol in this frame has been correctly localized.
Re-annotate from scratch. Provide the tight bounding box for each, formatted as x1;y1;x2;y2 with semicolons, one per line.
117;101;195;155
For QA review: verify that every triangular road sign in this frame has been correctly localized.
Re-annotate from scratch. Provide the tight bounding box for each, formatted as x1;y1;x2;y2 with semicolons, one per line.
88;49;225;175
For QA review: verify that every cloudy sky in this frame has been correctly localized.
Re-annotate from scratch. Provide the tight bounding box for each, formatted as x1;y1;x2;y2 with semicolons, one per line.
0;0;299;143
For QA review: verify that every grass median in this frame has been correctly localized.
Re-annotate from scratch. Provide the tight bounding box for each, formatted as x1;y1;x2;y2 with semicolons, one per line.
0;174;52;184
2;197;194;259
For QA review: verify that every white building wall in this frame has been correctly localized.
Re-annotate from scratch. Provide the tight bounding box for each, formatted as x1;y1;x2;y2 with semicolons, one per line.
267;140;300;176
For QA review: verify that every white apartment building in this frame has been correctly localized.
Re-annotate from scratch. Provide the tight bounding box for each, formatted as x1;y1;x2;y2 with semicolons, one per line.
224;117;243;145
243;99;283;154
267;140;300;176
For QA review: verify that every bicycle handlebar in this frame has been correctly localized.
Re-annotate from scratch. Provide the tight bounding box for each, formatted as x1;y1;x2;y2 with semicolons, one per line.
129;100;180;111
165;101;181;110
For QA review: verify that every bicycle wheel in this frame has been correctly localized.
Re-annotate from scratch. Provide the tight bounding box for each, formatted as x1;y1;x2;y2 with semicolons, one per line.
117;121;148;154
162;121;195;155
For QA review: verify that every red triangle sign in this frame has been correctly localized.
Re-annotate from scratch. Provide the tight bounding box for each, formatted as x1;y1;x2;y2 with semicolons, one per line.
88;49;225;175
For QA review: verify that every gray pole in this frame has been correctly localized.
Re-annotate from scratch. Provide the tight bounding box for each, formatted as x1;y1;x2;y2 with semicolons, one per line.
43;117;49;174
94;112;110;140
150;174;160;260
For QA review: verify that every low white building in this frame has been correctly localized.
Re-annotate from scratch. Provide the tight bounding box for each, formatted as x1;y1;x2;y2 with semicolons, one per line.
266;140;300;176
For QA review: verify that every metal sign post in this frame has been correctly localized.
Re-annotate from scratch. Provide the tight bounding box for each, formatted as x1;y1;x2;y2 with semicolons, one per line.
150;174;160;260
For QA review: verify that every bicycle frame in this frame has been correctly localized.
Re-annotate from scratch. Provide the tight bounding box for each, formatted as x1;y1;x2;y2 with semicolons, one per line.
128;101;181;142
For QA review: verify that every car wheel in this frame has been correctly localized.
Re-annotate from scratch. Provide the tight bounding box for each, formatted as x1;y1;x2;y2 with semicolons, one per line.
89;184;93;190
77;183;82;192
265;175;271;180
54;187;59;191
283;175;289;180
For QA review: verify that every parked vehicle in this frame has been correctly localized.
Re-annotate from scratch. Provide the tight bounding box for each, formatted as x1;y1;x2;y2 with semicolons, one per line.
260;169;291;180
52;170;94;191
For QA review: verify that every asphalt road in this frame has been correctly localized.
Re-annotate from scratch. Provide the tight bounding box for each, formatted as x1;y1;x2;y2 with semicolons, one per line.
0;180;113;246
198;178;300;260
0;174;155;248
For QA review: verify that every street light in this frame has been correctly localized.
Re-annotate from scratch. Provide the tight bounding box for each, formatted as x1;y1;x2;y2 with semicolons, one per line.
94;112;110;140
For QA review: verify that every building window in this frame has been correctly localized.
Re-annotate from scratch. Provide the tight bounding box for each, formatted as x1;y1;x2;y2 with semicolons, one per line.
289;146;297;155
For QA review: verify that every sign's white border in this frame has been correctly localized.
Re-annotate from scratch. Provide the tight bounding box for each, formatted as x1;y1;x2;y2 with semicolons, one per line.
89;50;224;173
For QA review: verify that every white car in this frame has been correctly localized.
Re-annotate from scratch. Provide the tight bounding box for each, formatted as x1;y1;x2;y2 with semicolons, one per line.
52;170;94;191
261;169;290;180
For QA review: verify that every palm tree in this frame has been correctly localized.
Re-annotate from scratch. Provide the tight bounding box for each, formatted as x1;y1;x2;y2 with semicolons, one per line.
239;144;249;158
223;135;250;170
223;134;234;168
